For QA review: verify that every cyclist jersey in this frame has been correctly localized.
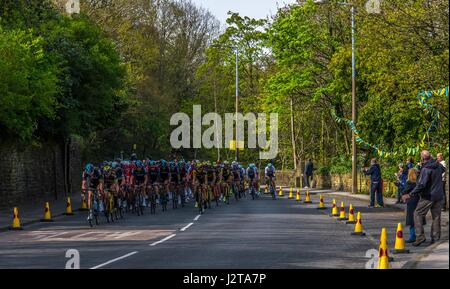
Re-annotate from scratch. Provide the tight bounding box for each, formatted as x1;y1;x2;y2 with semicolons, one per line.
232;167;240;180
239;168;245;179
179;166;188;179
104;169;117;187
115;167;123;179
170;166;179;182
265;166;276;178
222;166;231;181
133;167;146;185
160;165;170;181
148;165;160;183
82;169;103;189
124;164;132;178
194;168;206;184
206;167;215;183
247;167;257;179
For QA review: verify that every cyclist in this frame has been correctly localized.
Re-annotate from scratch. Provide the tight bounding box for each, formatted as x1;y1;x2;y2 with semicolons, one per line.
103;162;118;221
239;164;246;198
82;163;104;220
221;161;232;203
246;163;259;198
178;160;189;206
169;160;180;207
192;161;207;213
265;162;276;198
159;160;171;205
131;160;147;213
205;161;215;208
231;161;241;200
146;160;160;213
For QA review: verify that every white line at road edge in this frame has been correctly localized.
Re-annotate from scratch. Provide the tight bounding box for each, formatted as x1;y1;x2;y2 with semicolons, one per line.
180;223;194;232
90;251;138;269
194;215;201;221
149;234;176;246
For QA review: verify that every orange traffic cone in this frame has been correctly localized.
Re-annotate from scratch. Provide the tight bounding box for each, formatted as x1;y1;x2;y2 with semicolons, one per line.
338;201;348;220
41;202;54;222
9;207;23;230
65;197;74;216
316;194;326;210
393;223;409;254
295;189;301;201
378;228;390;269
304;190;312;204
331;199;339;216
351;212;366;236
79;193;88;211
346;204;356;224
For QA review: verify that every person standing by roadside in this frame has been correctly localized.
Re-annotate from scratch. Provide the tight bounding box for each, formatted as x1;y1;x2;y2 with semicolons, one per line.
363;158;384;208
401;168;425;243
304;159;315;188
403;150;445;247
406;157;415;171
395;163;407;204
437;153;447;211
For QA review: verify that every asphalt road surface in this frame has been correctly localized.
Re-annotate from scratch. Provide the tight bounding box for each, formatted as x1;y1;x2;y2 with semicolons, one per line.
0;192;423;269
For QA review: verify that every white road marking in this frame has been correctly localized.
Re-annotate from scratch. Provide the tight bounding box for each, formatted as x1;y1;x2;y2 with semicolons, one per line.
90;251;138;269
149;234;176;246
40;232;69;241
194;215;201;221
180;223;194;232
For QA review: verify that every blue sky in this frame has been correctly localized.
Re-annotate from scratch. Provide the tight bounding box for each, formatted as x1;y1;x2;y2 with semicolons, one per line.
191;0;297;24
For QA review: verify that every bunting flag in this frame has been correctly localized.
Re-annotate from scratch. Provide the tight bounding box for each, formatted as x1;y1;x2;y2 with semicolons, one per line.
330;85;448;159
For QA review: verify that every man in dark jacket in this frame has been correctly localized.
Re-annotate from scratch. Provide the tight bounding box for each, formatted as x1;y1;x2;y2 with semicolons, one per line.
403;150;445;247
304;159;315;188
364;158;384;208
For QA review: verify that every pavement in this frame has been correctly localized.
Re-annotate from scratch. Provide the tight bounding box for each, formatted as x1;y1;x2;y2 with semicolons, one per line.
0;188;447;269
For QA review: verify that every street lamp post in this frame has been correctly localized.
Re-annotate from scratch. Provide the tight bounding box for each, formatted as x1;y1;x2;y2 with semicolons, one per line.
313;0;357;194
234;47;239;162
211;44;239;162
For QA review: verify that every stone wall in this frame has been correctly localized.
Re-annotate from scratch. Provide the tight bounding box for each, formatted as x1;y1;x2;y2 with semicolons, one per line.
0;138;82;207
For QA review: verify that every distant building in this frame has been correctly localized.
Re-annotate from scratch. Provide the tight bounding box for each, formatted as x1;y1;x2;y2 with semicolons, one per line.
53;0;80;15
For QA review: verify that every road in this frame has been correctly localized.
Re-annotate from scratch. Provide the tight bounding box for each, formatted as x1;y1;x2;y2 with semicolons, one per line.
0;191;442;269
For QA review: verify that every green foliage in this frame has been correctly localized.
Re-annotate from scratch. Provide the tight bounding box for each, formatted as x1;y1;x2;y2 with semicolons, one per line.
0;27;59;140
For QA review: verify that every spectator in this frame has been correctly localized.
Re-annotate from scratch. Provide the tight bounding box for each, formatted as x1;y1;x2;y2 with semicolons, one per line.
304;159;315;188
395;163;407;204
363;158;384;208
406;157;415;171
437;153;447;211
402;168;426;243
403;150;445;247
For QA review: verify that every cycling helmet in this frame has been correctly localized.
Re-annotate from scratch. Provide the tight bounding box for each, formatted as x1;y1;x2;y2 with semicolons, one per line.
136;160;143;167
161;160;167;167
149;160;155;166
111;161;118;169
131;153;137;161
85;163;94;174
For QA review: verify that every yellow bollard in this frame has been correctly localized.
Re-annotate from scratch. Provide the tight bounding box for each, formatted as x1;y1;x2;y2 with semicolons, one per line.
288;187;293;199
295;189;301;201
304;190;312;204
393;223;409;254
41;202;54;222
378;228;390;269
331;199;339;216
338;201;348;220
316;194;326;210
9;207;23;230
65;197;74;216
346;204;356;224
351;212;366;236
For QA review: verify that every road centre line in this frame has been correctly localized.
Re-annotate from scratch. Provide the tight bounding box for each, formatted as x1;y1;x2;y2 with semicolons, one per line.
180;223;194;232
194;215;201;221
149;234;176;246
90;251;138;269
